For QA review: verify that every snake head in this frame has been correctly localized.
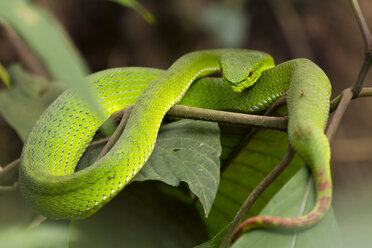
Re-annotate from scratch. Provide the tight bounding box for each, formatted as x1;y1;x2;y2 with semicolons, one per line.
219;51;274;93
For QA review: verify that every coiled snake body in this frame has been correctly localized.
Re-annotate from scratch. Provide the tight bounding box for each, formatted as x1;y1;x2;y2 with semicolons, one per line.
19;49;332;232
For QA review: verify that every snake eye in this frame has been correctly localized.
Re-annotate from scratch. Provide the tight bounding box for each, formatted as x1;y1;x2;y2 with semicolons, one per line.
248;71;253;77
220;68;223;73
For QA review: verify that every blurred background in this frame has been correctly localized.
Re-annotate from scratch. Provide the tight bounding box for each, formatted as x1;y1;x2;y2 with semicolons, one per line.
1;0;372;246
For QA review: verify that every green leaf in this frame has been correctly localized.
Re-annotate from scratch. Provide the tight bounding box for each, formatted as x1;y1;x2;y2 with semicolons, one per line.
196;127;342;247
0;0;104;120
110;0;156;24
78;119;221;216
0;64;63;141
0;63;10;88
232;167;343;248
72;181;209;248
203;128;305;235
134;120;221;216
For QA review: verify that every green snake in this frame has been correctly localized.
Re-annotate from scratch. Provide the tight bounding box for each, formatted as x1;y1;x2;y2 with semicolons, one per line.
19;49;332;233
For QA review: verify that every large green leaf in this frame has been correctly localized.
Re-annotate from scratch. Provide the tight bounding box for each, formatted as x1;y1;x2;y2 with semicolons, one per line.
0;0;104;119
232;167;343;248
78;119;221;216
203;128;305;235
196;127;342;247
196;167;342;248
0;64;63;141
71;181;209;248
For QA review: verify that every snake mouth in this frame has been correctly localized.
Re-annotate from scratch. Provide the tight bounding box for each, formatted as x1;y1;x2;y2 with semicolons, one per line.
230;81;247;93
222;73;261;93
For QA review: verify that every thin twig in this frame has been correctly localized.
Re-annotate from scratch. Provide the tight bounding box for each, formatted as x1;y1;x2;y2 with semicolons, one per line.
96;105;133;161
114;104;288;130
0;182;17;192
0;158;20;186
351;52;372;97
349;0;372;97
326;89;353;141
90;137;109;147
220;146;295;247
358;87;372;97
169;105;287;129
28;215;47;228
330;87;372;111
349;0;372;52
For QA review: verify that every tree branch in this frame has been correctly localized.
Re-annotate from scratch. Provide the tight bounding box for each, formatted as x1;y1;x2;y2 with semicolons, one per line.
114;104;288;131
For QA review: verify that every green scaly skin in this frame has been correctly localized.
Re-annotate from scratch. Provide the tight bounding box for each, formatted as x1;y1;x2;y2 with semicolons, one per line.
19;49;332;235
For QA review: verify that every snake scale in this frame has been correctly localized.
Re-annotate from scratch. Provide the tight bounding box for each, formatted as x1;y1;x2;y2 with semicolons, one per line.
19;49;332;233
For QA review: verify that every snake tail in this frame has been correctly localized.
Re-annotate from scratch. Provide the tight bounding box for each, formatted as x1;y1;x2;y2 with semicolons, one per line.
232;58;332;241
